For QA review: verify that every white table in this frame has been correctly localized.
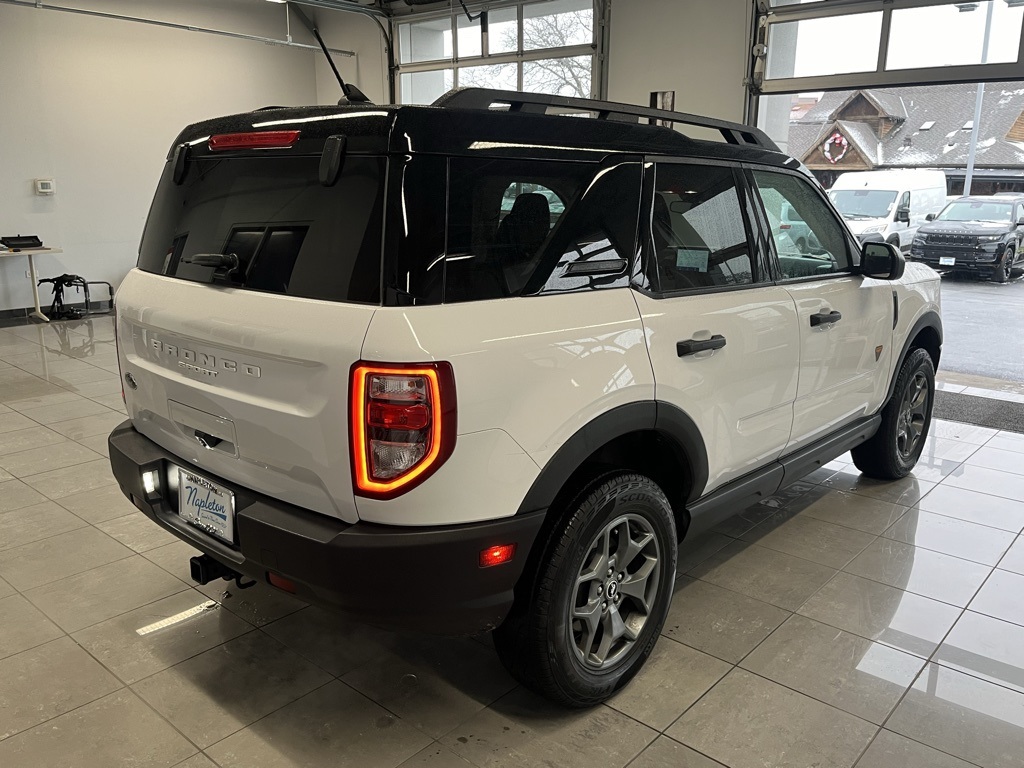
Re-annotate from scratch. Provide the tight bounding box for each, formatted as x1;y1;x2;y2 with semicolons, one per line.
0;247;63;322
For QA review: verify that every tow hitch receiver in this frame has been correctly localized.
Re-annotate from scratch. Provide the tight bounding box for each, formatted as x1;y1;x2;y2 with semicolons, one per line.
189;554;256;589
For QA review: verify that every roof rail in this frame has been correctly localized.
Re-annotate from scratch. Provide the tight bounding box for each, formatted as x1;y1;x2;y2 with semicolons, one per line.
433;88;780;152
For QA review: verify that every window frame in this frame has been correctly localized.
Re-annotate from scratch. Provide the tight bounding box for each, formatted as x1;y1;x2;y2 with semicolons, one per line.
637;157;769;299
743;164;863;286
394;0;598;104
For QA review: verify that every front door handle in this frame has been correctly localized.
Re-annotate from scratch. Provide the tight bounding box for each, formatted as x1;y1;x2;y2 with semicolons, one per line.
677;334;727;357
809;310;842;327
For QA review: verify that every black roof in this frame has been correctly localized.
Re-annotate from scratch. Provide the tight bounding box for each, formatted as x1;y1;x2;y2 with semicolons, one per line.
170;89;798;172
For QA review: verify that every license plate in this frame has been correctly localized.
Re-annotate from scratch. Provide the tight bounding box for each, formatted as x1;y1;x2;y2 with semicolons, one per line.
939;257;956;266
178;469;235;544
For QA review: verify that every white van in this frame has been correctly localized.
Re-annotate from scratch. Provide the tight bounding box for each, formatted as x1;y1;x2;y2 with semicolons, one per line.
828;169;947;251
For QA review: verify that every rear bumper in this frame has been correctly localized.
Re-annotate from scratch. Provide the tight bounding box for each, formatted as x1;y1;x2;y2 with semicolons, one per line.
108;421;545;635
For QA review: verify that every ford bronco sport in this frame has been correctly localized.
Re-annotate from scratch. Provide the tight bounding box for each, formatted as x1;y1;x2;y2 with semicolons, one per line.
108;88;942;707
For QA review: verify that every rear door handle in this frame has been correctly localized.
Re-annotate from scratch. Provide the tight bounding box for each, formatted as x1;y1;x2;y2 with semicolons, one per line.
809;310;842;327
677;335;727;357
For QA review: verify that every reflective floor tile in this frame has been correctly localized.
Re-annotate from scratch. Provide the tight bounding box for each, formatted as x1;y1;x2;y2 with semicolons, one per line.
930;420;998;445
906;454;973;483
0;481;46;518
65;377;123;398
969;569;1024;626
72;591;253;685
0;411;34;434
0;380;68;405
0;594;63;660
441;687;656;768
56;482;139;524
0;576;12;599
943;465;1024;504
688;540;837;611
798;572;961;658
665;577;791;663
741;512;877;569
0;425;65;457
740;614;925;724
844;538;991;607
24;554;188;632
133;630;332;748
0;440;102;479
0;525;131;590
676;531;733;574
45;366;119;386
916;484;1024;533
0;690;196;768
0;467;10;482
666;668;876;768
935;611;1024;694
0;636;121;739
889;663;1024;768
143;539;204;584
628;736;726;768
608;637;731;731
397;743;477;768
710;505;778;538
207;681;431;768
89;393;127;413
821;471;935;507
75;434;111;457
48;411;126;441
196;579;306;627
855;729;978;768
883;509;1016;566
21;458;115;499
172;755;219;768
17;398;112;426
96;511;179;553
1000;536;1024;576
918;436;985;464
0;500;88;550
342;636;516;739
987;433;1024;455
966;446;1024;477
3;390;82;411
791;490;908;535
262;606;395;677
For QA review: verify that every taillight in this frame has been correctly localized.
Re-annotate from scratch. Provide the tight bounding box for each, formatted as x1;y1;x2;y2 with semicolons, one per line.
208;131;300;151
350;362;457;499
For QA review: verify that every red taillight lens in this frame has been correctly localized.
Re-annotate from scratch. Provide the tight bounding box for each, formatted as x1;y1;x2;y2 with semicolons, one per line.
480;544;516;568
208;131;300;151
267;572;297;593
351;362;457;499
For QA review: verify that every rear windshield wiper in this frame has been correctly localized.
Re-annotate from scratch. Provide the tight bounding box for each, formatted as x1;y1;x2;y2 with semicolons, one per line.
182;253;239;271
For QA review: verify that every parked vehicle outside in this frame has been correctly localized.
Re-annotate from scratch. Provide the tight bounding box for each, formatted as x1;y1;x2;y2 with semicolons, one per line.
828;169;948;251
107;88;943;707
911;194;1024;282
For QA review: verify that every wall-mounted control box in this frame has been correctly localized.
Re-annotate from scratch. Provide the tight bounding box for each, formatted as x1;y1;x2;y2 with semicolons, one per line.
35;178;55;195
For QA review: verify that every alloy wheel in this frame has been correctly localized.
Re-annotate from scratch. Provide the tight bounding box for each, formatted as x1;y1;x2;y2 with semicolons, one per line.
897;371;929;459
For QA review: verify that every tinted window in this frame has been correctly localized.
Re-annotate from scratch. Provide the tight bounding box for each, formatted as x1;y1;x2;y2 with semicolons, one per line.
139;155;385;304
445;159;640;302
753;170;851;279
651;164;756;292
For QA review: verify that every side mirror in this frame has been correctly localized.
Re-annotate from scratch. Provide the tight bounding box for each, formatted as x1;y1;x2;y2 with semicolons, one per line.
925;213;936;221
1016;216;1024;227
861;241;905;280
896;208;910;224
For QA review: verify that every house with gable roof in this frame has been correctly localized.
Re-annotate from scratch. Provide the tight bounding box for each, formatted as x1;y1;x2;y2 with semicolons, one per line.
786;83;1024;193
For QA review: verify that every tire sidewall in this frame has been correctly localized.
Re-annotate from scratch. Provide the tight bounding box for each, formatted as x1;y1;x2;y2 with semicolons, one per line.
545;475;676;704
890;348;935;473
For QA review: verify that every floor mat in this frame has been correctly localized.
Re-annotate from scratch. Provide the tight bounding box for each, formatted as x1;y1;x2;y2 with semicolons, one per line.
934;391;1024;434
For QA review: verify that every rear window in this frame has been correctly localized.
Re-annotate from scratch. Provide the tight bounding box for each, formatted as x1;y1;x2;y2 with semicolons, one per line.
138;155;385;304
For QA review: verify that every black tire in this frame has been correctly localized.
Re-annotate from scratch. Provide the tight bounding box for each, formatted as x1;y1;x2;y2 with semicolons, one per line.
493;472;677;707
851;348;935;479
887;236;901;252
994;246;1014;283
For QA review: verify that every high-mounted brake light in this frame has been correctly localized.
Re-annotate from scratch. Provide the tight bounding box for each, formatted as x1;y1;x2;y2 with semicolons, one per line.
350;362;457;499
208;131;300;151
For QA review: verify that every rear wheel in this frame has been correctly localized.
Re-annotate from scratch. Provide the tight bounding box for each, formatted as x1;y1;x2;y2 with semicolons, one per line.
493;473;676;707
995;246;1015;283
851;348;935;479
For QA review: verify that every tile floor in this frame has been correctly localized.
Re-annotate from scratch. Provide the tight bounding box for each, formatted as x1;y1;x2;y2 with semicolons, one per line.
2;316;1024;767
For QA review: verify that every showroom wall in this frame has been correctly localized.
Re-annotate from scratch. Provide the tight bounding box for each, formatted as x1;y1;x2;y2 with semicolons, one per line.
606;0;752;123
0;0;320;313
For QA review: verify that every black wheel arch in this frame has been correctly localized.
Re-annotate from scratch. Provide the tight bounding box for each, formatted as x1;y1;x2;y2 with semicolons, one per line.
515;401;709;533
886;310;942;405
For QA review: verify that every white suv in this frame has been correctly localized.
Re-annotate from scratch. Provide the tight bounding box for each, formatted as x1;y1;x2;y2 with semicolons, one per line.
108;89;942;707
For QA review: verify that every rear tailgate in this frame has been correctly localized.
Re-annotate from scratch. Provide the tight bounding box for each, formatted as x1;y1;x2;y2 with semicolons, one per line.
117;270;373;523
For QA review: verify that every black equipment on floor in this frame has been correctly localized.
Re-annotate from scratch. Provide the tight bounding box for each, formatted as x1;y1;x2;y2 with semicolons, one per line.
37;274;114;320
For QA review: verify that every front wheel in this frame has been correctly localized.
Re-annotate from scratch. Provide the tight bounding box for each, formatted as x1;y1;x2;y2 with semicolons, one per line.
994;246;1014;283
851;348;935;479
493;473;677;707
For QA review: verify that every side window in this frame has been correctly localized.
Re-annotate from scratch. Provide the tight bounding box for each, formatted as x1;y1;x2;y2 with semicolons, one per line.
752;170;852;279
651;164;756;292
446;159;639;302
